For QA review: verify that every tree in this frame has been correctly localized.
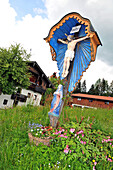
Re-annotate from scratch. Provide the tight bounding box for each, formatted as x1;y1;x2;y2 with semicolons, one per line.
88;84;95;95
101;78;109;95
94;78;102;95
0;44;31;94
73;81;81;93
81;80;86;93
109;80;113;97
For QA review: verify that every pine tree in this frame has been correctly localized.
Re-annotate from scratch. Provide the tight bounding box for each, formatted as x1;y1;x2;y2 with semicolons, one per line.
81;80;86;93
88;84;95;95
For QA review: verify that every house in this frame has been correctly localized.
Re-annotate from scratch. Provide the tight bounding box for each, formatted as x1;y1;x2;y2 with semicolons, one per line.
0;61;54;109
71;93;113;109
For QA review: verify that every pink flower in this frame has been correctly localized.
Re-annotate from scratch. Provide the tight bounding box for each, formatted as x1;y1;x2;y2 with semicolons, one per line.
64;148;69;153
83;141;86;144
94;162;97;166
82;150;84;154
70;128;75;133
66;145;69;149
93;166;96;170
80;141;84;144
110;143;112;145
64;145;71;154
82;134;84;137
77;130;84;134
58;134;68;138
107;158;112;162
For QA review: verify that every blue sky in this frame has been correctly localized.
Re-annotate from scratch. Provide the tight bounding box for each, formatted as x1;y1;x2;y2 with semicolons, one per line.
9;0;47;20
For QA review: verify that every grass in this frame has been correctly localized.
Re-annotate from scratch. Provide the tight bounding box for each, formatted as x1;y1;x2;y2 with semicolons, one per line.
0;105;113;169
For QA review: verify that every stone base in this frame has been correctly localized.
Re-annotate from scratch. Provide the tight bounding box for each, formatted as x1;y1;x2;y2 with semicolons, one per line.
28;133;53;146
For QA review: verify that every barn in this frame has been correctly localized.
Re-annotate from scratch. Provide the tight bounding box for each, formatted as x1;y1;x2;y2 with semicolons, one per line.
71;93;113;109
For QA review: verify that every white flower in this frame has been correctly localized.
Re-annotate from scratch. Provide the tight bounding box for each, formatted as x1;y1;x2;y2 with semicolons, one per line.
75;134;77;137
40;131;42;133
69;165;71;167
31;129;33;132
36;133;38;135
37;129;39;131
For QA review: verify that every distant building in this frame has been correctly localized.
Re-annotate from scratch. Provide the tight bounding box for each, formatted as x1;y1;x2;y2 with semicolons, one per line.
71;93;113;109
0;61;54;109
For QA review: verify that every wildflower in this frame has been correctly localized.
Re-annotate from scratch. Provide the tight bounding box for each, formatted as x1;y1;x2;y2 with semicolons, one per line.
77;130;84;134
31;129;33;132
64;145;69;154
82;134;84;137
94;162;97;166
75;134;77;137
83;141;86;144
110;143;112;145
92;160;95;163
64;148;69;153
35;133;38;135
37;129;39;131
107;158;112;162
93;166;96;170
70;128;75;133
68;165;71;167
80;141;84;144
58;134;68;138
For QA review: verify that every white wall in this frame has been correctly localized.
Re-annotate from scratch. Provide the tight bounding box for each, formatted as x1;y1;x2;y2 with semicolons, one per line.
19;89;42;106
0;89;42;109
0;94;13;109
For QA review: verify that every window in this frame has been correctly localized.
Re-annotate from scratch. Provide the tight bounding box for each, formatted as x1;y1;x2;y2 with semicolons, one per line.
3;99;8;105
28;93;31;98
89;99;93;102
34;95;37;100
105;101;109;105
77;98;81;101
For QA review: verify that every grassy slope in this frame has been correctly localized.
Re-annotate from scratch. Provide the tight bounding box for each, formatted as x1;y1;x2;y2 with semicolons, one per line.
0;105;113;169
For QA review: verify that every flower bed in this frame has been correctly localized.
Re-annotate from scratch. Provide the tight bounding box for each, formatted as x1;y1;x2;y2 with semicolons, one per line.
28;118;113;169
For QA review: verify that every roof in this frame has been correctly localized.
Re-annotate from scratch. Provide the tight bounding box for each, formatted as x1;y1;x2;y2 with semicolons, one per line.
28;61;54;88
71;93;113;102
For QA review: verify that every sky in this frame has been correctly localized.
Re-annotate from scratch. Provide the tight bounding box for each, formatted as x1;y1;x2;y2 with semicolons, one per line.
0;0;113;91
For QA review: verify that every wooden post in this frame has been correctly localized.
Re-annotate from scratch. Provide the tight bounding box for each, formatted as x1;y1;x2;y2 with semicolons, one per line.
49;60;74;128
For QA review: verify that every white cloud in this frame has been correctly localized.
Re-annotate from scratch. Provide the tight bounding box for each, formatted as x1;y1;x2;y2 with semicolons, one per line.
0;0;113;91
33;8;47;15
82;60;113;90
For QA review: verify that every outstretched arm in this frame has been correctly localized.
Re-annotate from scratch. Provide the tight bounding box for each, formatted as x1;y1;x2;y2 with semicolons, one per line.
74;35;89;43
58;39;68;44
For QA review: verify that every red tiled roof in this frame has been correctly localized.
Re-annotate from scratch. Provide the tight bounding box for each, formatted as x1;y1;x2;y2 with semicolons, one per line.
71;93;113;102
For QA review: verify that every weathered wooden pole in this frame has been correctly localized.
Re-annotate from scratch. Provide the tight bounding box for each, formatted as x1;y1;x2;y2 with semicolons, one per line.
49;60;74;128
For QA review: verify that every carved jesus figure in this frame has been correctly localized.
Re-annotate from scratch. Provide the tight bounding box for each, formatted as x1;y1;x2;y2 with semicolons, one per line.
58;35;89;78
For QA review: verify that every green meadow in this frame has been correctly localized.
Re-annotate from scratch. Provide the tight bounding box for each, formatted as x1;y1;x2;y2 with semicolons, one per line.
0;105;113;169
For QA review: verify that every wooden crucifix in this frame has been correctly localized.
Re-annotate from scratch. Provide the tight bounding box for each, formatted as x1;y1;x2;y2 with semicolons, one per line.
44;12;102;128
